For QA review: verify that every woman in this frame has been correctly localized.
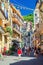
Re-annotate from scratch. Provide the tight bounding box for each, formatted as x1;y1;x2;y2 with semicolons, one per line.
17;47;22;57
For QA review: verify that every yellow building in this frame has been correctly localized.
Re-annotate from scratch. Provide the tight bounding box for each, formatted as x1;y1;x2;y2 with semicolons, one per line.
0;0;23;52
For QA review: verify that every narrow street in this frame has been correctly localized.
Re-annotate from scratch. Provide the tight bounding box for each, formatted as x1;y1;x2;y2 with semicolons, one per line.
0;55;36;65
10;55;43;65
0;55;43;65
0;0;43;65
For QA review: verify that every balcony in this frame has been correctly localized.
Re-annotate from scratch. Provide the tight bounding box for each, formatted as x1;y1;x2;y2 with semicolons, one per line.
13;23;22;35
12;13;23;23
0;19;10;32
13;23;20;31
13;28;21;35
11;5;23;19
12;17;21;26
11;5;23;26
12;17;22;26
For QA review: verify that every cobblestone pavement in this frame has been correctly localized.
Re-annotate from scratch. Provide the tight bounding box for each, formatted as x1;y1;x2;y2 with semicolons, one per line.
0;56;36;65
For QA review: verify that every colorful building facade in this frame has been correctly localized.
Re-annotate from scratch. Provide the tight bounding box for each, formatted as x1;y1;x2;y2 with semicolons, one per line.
11;4;23;47
0;0;23;53
33;0;43;51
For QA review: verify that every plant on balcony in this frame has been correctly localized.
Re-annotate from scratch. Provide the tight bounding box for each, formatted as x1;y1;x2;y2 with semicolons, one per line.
6;26;13;36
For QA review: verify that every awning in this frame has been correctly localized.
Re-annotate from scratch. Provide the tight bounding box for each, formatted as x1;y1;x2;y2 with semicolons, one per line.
12;40;19;43
12;40;20;47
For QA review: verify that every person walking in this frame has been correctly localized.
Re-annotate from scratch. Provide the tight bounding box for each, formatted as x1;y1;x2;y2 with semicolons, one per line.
3;46;7;55
17;47;22;57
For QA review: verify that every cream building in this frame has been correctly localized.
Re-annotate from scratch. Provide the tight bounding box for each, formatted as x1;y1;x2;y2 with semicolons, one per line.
0;0;13;52
33;0;43;51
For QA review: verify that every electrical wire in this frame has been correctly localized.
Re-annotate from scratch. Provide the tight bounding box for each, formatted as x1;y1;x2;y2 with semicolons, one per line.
10;0;34;11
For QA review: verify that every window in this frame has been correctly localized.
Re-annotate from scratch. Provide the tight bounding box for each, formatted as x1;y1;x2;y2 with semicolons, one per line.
35;13;37;16
1;2;4;11
4;8;8;19
28;32;30;36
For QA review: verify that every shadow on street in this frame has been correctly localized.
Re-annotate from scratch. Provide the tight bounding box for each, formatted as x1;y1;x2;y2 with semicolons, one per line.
10;55;43;65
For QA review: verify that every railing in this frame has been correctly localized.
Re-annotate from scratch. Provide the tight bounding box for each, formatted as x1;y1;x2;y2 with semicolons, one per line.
13;24;20;32
12;13;23;23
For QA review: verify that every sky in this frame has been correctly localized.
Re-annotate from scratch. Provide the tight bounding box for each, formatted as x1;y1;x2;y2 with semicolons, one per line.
10;0;38;16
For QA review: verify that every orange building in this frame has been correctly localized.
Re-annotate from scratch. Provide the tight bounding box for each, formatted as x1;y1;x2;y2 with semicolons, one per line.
10;4;23;47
